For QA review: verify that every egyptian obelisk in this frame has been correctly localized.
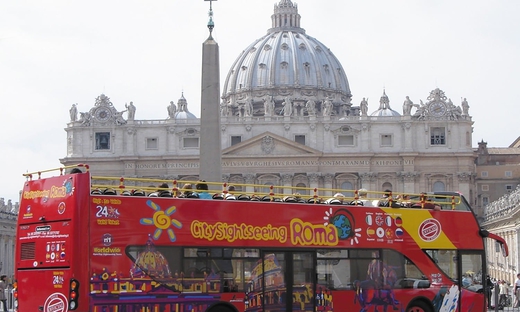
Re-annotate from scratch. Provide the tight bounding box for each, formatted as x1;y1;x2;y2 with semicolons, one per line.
199;0;222;187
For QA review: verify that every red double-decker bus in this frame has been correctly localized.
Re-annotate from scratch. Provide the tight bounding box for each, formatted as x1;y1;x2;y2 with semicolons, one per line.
14;165;507;312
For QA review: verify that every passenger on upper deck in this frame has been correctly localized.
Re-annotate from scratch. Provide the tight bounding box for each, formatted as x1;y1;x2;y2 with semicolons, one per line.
70;167;83;174
411;193;441;211
325;193;345;205
374;189;392;207
224;185;236;199
357;189;376;207
156;183;172;197
396;194;412;207
195;180;212;199
180;183;193;198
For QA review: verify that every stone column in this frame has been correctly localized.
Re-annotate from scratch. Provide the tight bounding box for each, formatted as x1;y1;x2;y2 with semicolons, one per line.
359;172;375;191
402;122;413;152
398;171;419;195
456;172;473;198
126;127;136;156
281;174;293;195
323;174;334;197
308;173;320;198
244;174;256;195
167;126;176;153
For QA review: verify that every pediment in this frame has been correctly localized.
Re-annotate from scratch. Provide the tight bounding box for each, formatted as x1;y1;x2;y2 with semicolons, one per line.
222;132;322;156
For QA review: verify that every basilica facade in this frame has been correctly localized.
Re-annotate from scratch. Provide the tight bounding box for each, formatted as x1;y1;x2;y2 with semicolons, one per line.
60;0;477;214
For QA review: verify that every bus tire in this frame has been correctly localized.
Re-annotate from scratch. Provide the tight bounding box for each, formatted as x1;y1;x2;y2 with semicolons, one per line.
206;304;237;312
406;300;432;312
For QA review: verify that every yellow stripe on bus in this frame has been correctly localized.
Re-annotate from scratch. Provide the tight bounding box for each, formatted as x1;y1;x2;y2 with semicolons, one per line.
382;208;456;249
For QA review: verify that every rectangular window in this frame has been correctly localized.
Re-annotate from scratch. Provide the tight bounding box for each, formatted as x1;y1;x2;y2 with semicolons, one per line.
183;137;199;148
482;196;489;206
295;135;306;145
505;171;512;177
146;138;158;149
380;134;392;146
338;135;354;146
481;185;489;191
481;171;488;177
231;136;242;146
430;127;446;145
506;185;513;192
95;132;110;150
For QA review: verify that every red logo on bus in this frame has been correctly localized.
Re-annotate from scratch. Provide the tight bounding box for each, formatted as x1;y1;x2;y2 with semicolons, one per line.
43;292;68;312
418;218;441;242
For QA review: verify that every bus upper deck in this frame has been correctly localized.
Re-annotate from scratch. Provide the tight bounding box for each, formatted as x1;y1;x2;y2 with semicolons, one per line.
24;164;472;212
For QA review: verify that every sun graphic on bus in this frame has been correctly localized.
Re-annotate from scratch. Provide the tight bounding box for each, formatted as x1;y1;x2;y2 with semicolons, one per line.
140;200;182;242
323;208;362;245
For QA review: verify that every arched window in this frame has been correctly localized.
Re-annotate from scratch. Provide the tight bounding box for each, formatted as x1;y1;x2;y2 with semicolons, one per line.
260;183;274;196
382;182;392;191
295;183;308;195
341;181;354;197
433;181;445;192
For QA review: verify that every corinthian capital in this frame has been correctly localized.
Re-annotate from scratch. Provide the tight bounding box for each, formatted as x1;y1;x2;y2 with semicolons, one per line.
281;173;293;183
244;174;256;184
457;172;474;181
397;171;419;182
308;173;320;183
359;172;376;182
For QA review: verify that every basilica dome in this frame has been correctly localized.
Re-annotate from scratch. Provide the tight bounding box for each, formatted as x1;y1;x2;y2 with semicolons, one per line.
221;0;352;116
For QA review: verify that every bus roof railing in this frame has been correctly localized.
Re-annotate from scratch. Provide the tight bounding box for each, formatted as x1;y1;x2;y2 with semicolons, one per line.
23;164;90;180
23;164;466;210
89;176;464;210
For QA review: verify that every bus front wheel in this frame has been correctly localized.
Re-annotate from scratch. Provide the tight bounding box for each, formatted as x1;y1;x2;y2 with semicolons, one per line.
207;304;237;312
406;300;432;312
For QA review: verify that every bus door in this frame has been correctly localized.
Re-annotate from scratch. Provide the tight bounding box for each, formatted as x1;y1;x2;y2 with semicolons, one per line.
258;250;314;312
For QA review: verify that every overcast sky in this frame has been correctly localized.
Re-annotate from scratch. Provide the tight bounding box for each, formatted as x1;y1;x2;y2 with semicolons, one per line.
1;0;519;203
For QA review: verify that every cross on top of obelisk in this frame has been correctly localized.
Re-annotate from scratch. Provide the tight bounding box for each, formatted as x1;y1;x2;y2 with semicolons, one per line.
204;0;217;34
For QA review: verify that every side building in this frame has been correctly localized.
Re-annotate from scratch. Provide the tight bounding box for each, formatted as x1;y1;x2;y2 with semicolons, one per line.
0;198;18;282
482;185;520;283
475;138;520;213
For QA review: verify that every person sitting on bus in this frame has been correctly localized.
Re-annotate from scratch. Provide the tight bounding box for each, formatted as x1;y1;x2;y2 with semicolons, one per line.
358;188;376;207
148;183;170;197
180;183;193;198
195;180;212;199
411;193;441;211
222;185;236;199
375;189;392;207
462;274;473;287
396;194;412;207
325;193;345;205
70;167;83;174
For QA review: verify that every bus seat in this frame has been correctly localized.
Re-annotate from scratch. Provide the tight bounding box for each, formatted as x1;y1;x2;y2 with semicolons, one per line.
103;188;117;195
237;194;250;201
132;190;146;196
158;190;173;197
